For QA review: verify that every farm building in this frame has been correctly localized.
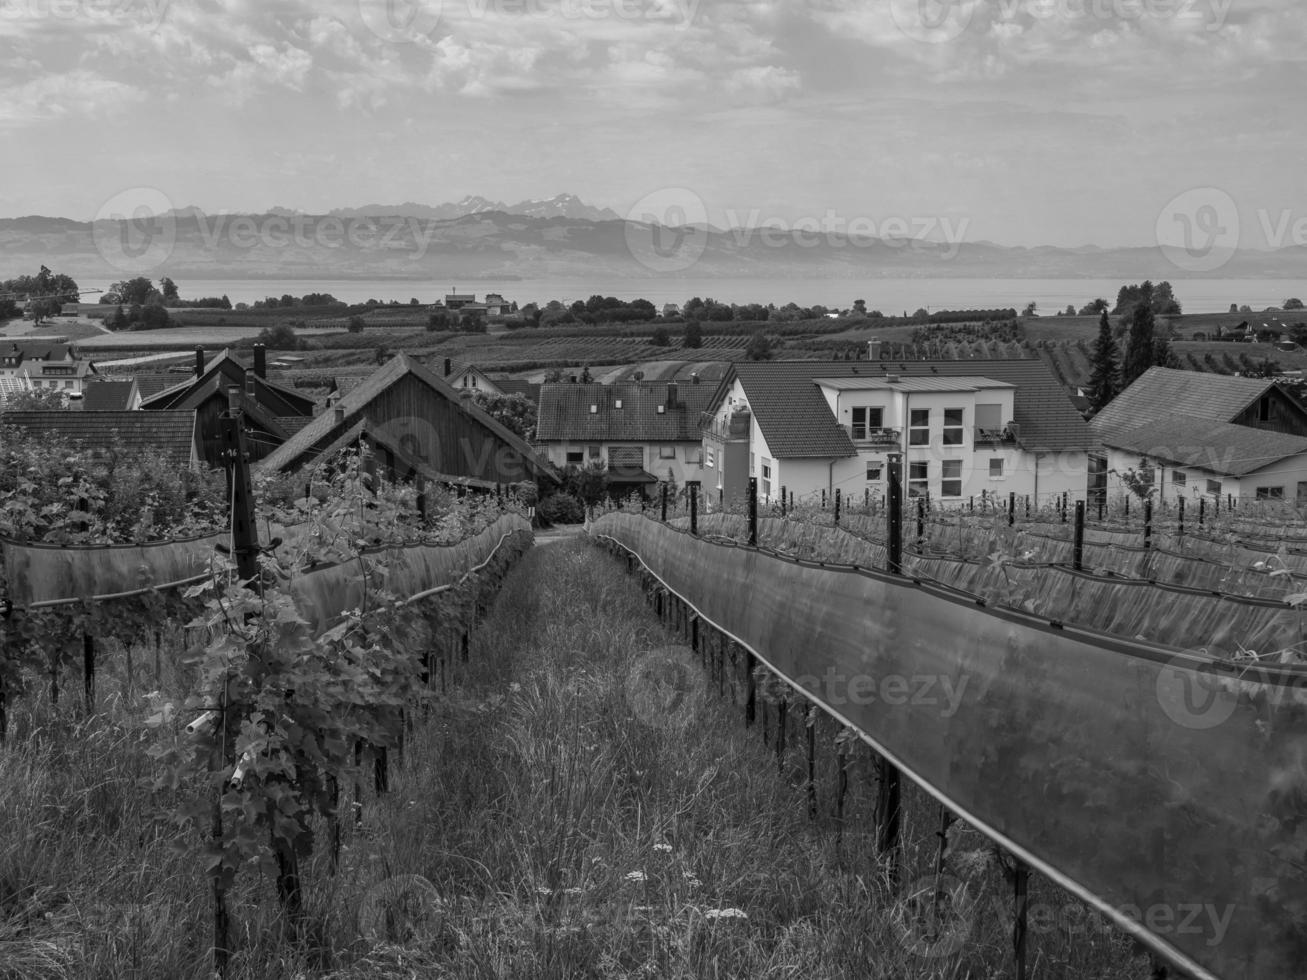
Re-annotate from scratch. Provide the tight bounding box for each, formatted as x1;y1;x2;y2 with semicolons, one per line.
702;359;1094;508
534;380;716;497
439;360;541;405
255;353;557;492
0;410;201;469
1090;367;1307;505
81;379;142;411
139;345;315;469
0;341;97;398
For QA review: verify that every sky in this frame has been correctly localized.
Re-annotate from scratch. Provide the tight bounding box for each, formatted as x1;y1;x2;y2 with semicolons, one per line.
0;0;1302;248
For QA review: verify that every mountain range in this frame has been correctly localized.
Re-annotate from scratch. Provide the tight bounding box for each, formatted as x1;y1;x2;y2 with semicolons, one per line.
1;195;1305;281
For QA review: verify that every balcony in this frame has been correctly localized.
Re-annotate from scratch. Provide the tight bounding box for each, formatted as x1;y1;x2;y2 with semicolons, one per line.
974;426;1017;448
844;425;901;449
700;410;751;442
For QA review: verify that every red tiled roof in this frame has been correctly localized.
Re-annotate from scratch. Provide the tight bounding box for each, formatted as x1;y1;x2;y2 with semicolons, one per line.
535;382;717;443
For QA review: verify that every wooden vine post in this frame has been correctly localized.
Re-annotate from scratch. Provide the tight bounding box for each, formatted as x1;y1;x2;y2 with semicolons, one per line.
878;454;903;884
660;482;668;522
748;477;758;546
687;481;699;536
1073;501;1086;571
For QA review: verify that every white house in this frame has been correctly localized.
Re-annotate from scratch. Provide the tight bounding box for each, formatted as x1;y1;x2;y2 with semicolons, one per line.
700;358;1094;508
1090;367;1307;505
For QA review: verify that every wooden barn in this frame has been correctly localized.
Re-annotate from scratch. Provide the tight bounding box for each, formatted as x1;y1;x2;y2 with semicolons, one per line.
254;353;558;492
139;345;316;469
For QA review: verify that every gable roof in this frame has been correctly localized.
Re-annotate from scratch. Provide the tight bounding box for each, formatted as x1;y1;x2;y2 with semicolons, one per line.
1;341;75;363
82;379;139;411
535;382;717;443
0;410;197;467
1091;367;1273;439
255;353;557;482
494;379;541;403
131;373;192;398
140;349;315;417
1093;415;1307;477
717;359;1094;458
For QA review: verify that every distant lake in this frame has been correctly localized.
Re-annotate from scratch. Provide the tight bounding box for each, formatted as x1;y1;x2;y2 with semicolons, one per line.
75;276;1306;315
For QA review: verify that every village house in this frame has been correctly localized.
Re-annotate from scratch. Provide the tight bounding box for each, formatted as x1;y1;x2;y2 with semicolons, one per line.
0;341;97;399
439;360;540;405
0;410;202;469
534;380;716;498
138;345;315;468
700;352;1094;508
1090;367;1307;505
80;378;143;411
256;353;557;493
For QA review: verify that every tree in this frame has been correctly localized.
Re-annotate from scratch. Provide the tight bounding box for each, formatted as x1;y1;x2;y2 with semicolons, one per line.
1079;298;1109;315
347;315;365;333
853;299;867;314
30;298;60;324
159;277;180;303
683;320;703;349
1285;298;1304;310
1022;302;1038;317
1086;310;1120;413
1064;305;1076;316
579;364;593;383
471;391;537;441
745;332;774;361
134;304;171;330
111;305;127;332
3;386;67;411
427;311;450;331
108;276;157;307
650;326;671;347
256;324;300;350
1120;282;1157;389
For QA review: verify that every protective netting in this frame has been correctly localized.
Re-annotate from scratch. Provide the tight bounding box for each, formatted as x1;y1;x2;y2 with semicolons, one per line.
675;514;1302;657
592;511;1307;980
1;515;532;631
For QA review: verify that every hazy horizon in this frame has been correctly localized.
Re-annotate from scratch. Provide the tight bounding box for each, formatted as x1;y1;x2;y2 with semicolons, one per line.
2;0;1304;256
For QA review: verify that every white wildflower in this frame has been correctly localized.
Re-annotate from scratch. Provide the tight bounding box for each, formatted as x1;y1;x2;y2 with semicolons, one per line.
625;871;647;883
653;843;672;853
704;907;748;920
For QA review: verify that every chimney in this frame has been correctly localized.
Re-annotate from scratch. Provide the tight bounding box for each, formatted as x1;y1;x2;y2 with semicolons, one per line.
691;372;699;384
334;406;345;425
253;343;266;379
867;338;882;361
444;357;452;377
666;381;678;408
195;346;205;378
244;373;255;398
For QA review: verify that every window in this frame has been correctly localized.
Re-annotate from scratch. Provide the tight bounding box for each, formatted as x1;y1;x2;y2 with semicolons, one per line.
659;445;676;459
909;409;930;446
941;460;962;497
1258;396;1271;422
706;447;716;468
588;444;601;460
851;406;884;440
908;461;928;497
975;403;1002;431
565;450;583;465
866;462;883;482
989;458;1003;479
1256;486;1285;499
1207;479;1222;496
761;460;772;499
685;447;703;464
942;409;964;446
1172;470;1187;487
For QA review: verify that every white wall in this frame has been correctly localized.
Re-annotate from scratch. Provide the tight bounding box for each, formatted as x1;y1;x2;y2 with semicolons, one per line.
1105;445;1307;505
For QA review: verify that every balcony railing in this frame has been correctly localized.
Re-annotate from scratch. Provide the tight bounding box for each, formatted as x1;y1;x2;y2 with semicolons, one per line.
700;411;751;442
973;427;1017;447
843;425;901;448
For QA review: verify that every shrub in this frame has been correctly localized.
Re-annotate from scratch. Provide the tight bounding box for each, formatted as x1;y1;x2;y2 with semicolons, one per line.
537;492;585;525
